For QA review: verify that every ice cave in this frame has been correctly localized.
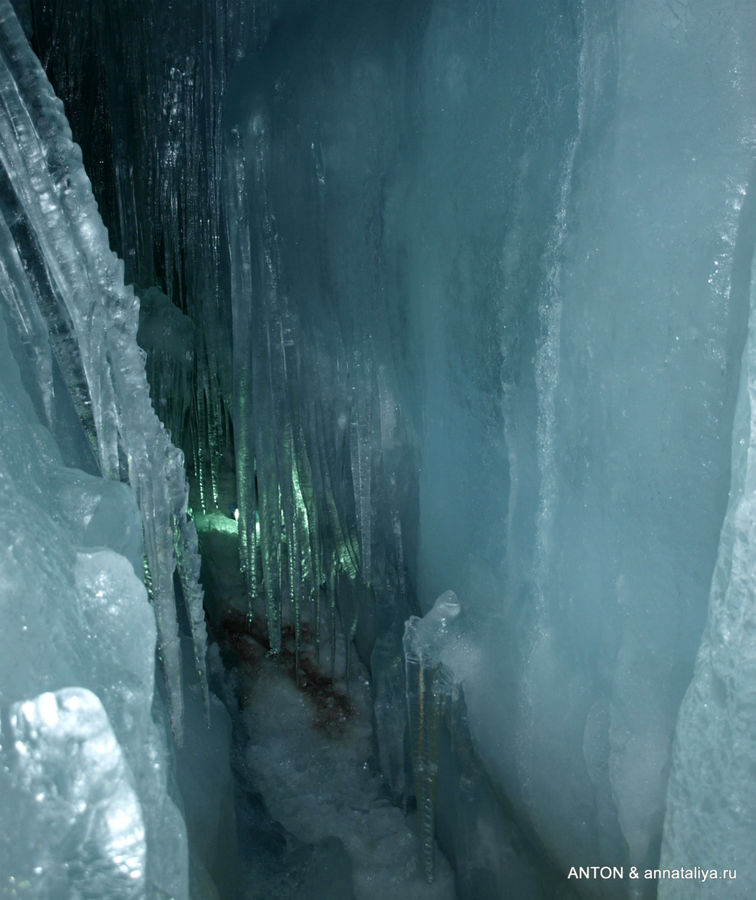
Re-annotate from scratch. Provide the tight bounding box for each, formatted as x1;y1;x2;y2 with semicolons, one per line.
1;0;755;897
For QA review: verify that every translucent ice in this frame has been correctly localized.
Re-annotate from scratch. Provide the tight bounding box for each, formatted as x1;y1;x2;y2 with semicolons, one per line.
0;0;208;733
404;591;472;882
0;688;146;899
18;0;756;895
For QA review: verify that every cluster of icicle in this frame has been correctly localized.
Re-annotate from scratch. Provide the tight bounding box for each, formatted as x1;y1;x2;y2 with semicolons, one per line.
225;112;407;676
26;0;411;682
227;117;353;669
21;0;261;517
0;1;206;738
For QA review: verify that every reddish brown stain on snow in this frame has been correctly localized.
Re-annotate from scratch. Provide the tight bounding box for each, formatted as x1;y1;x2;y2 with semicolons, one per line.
219;608;354;738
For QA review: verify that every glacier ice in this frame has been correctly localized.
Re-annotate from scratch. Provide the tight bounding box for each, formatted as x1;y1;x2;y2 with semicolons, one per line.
0;0;209;736
0;274;189;895
196;0;756;892
0;1;243;894
11;0;756;897
660;256;756;892
221;0;756;891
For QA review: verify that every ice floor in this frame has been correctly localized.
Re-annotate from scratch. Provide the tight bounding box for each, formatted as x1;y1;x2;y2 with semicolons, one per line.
195;509;456;899
239;647;456;900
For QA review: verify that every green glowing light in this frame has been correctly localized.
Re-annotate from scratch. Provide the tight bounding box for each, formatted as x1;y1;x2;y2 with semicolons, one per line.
192;511;239;536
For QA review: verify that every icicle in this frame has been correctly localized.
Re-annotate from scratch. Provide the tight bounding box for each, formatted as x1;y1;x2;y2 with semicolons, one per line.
293;546;302;684
137;468;183;742
227;129;259;626
208;374;223;507
392;501;407;605
299;415;326;663
403;592;463;883
235;388;258;621
404;652;444;882
191;422;202;506
320;457;360;582
292;426;318;596
329;563;338;679
344;606;359;693
315;583;322;663
280;426;297;606
290;509;303;683
172;513;210;718
257;460;282;653
349;352;373;585
195;380;208;514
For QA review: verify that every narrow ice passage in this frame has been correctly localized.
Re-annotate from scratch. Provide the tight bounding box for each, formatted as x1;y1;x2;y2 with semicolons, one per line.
4;0;756;898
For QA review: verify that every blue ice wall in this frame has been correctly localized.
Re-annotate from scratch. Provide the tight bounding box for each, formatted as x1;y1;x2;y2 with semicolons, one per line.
224;0;756;893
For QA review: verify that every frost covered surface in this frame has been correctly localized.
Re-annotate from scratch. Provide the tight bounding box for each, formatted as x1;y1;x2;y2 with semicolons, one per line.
242;650;456;900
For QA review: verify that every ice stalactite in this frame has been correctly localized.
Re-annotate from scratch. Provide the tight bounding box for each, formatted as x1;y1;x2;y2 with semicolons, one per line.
225;101;368;666
350;349;374;587
24;0;255;513
221;11;422;686
227;122;259;627
228;115;284;653
404;591;464;883
0;2;207;736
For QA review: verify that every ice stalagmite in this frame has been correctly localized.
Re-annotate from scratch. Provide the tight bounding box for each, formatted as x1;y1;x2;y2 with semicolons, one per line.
404;591;465;883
